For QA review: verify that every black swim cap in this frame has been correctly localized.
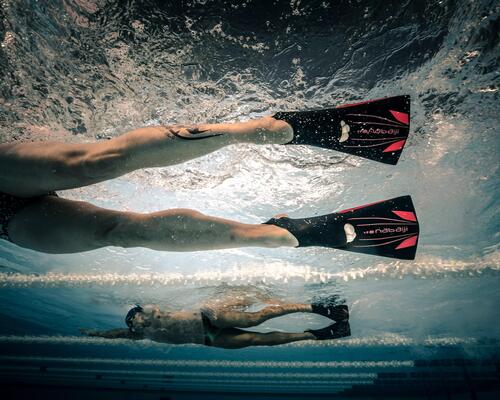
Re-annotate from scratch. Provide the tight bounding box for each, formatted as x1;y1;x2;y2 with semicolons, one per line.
125;305;144;331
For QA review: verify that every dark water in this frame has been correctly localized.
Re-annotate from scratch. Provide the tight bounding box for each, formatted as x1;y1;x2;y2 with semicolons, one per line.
0;0;499;397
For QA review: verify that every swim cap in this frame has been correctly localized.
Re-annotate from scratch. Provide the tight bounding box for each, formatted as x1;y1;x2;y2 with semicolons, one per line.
125;305;144;331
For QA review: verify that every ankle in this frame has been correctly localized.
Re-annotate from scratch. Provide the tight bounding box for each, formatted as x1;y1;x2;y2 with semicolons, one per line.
233;117;294;144
258;117;294;144
260;225;299;247
236;225;299;248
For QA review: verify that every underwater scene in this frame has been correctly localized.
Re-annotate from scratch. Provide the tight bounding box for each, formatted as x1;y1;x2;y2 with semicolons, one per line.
0;0;499;398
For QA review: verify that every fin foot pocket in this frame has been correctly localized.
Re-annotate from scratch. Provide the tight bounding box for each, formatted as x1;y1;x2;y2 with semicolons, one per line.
311;304;349;322
306;320;351;340
274;95;411;165
263;215;347;248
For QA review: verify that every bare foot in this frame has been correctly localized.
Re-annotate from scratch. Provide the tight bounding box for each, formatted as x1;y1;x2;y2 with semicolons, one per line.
266;224;300;248
234;116;294;144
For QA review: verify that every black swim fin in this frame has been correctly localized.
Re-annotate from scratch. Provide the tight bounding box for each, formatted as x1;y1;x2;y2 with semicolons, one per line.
274;95;410;165
306;320;351;340
264;195;419;260
311;304;349;322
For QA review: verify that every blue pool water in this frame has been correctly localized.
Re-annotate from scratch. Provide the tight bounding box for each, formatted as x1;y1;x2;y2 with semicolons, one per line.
0;0;499;398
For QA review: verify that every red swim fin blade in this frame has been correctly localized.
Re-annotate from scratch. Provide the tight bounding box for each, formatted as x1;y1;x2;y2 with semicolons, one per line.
274;95;411;165
337;195;420;260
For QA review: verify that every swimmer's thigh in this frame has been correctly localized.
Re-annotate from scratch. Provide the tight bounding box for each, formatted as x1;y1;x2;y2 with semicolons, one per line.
7;196;127;253
210;328;258;349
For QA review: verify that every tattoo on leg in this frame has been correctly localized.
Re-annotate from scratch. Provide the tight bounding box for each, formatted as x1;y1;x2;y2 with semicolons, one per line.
166;125;224;141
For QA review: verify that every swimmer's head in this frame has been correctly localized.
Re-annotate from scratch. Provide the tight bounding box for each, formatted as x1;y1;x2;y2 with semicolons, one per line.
125;305;147;332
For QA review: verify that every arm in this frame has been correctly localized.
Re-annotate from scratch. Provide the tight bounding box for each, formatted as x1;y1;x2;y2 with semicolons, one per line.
80;328;142;340
82;328;171;344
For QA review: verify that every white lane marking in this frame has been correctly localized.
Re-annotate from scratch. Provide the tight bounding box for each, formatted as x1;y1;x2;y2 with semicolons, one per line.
0;355;414;369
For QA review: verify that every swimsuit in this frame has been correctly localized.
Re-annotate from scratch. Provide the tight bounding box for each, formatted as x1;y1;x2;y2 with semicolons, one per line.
200;305;227;346
0;191;58;242
201;312;221;346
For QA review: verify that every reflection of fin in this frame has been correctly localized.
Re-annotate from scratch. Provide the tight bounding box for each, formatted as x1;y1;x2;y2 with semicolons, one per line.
264;195;419;260
274;95;411;165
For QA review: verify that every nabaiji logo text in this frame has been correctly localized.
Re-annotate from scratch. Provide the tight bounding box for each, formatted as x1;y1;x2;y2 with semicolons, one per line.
363;226;409;235
358;128;400;135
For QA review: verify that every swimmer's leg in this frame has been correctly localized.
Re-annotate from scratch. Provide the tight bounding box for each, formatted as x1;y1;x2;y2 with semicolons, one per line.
211;328;315;349
0;117;292;197
7;196;297;253
206;304;313;329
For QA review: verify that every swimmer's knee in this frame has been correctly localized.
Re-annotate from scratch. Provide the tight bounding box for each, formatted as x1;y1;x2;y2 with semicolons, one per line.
101;212;144;248
168;208;205;219
246;333;270;346
217;332;257;348
218;311;262;329
150;209;208;232
65;148;125;183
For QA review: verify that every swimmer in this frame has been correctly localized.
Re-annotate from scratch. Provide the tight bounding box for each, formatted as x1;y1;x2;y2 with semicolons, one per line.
81;301;350;348
0;105;418;259
0;117;300;254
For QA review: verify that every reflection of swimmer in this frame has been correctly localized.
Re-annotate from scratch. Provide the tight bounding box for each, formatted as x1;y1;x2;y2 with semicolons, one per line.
81;301;350;349
0;117;301;254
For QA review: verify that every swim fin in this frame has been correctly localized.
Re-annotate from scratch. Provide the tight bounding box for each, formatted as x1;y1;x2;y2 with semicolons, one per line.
273;95;410;165
264;195;419;260
311;304;349;322
306;320;351;340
